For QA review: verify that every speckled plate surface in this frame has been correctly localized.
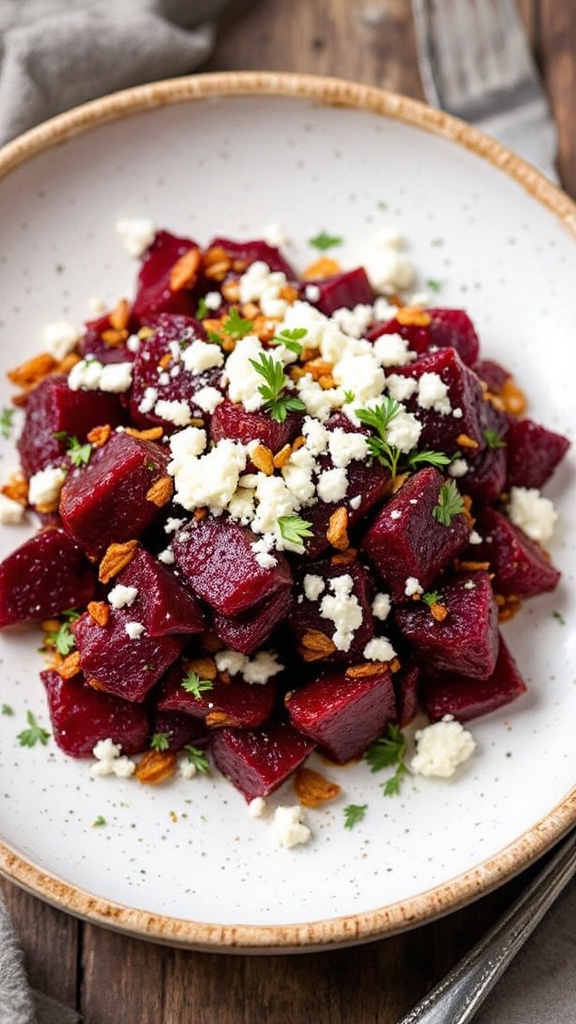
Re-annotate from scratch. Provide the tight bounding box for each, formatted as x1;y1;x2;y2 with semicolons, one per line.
0;73;575;952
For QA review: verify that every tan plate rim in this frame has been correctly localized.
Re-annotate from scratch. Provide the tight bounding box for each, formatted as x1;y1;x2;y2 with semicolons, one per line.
1;70;576;952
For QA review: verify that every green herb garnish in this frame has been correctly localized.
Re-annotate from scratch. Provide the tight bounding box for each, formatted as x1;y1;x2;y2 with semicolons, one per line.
150;732;171;751
277;514;313;547
343;390;355;404
308;230;343;251
406;449;451;470
422;590;443;607
343;803;368;829
181;671;214;700
92;815;106;827
365;723;410;796
54;431;92;468
220;307;254;340
17;710;50;748
195;297;209;320
432;480;466;526
249;351;305;423
44;609;81;656
552;610;566;625
270;327;308;357
483;428;506;449
0;406;15;439
426;278;443;292
1;703;14;716
183;745;210;774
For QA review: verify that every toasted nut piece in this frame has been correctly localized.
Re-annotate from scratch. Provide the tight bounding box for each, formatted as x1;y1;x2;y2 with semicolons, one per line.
109;298;131;331
326;506;349;551
193;507;208;521
318;373;336;390
86;424;112;448
135;749;178;784
145;475;174;508
382;472;410;497
56;353;81;376
300;629;336;661
221;279;241;303
1;472;28;505
98;539;139;583
294;767;341;808
252;314;280;342
202;245;230;268
330;546;358;566
499;377;527;417
251;443;275;476
158;352;172;370
201;629;224;653
345;662;388;678
240;301;260;320
87;601;110;627
456;433;479;449
8;353;57;389
279;284;298;303
170;248;201;292
124;426;164;441
395;306;432;327
305;357;334;381
205;710;240;728
138;326;155;340
185;656;218;681
272;443;292;469
455;559;490;572
204;259;231;282
302;256;340;280
101;328;129;347
59;651;82;679
429;602;448;622
495;593;522;621
87;677;109;692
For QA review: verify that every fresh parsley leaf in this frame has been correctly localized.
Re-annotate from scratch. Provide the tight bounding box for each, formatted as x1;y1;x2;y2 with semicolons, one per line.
44;609;81;656
221;307;254;340
425;278;443;292
195;297;209;320
308;230;343;251
54;431;92;468
365;723;410;796
277;514;313;547
92;815;106;827
1;703;14;716
249;351;305;423
355;399;403;476
483;428;506;449
343;803;368;829
150;732;171;751
17;710;50;748
343;390;355;404
181;671;214;700
406;449;451;470
422;590;443;607
271;327;308;357
432;480;466;526
183;745;210;774
0;406;15;439
552;610;566;625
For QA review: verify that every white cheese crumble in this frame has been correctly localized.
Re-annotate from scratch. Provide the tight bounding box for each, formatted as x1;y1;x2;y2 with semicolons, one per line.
363;636;396;662
316;466;348;503
223;334;268;411
448;457;469;478
68;358;133;393
248;796;268;818
116;216;156;258
28;466;67;507
168;437;246;515
124;621;145;639
193;386;224;414
507;486;558;544
417;372;451;414
154;399;192;427
0;492;26;524
180;758;198;779
41;320;81;360
181;338;224;374
108;584;138;609
214;648;284;685
303;574;326;601
372;592;392;621
411;716;476;778
270;804;312;848
404;577;423;598
373;332;415;367
90;738;136;778
319;574;363;652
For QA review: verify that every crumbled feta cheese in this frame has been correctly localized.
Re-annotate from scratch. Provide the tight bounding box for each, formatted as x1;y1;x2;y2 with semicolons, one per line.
138;386;158;414
248;796;267;818
181;338;224;374
301;416;330;455
386;408;422;452
316;466;348;503
373;332;415;368
385;373;419;403
154;399;192;426
168;426;207;460
193;386;224;414
125;621;145;639
180;758;197;779
68;358;132;393
90;737;136;778
28;466;67;507
251;474;298;536
448;457;469;478
363;243;414;294
372;592;392;621
0;493;26;524
333;351;385;404
262;222;288;247
223;334;267;411
296;374;344;421
169;437;246;514
108;584;138;609
349;494;362;510
116;216;156;257
328;428;369;468
100;362;133;393
238;261;289;317
271;805;312;848
303;574;326;601
204;290;223;311
417;372;451;415
304;283;321;302
250;534;278;569
332;303;374;339
404;576;423;597
507;486;558;543
157;546;175;565
41;320;80;360
363;636;396;661
214;648;284;685
320;574;363;652
411;715;476;778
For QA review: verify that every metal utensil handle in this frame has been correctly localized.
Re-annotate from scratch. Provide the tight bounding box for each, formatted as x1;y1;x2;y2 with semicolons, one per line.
397;827;576;1024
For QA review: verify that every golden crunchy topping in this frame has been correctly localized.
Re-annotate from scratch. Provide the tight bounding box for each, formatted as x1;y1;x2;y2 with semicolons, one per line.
250;443;275;476
135;749;178;784
454;559;491;572
124;425;164;441
59;651;81;680
101;328;129;347
87;601;110;627
330;546;358;566
205;710;239;728
294;767;341;808
109;298;131;331
456;433;479;449
158;352;172;370
1;472;28;506
299;629;336;661
429;602;448;622
345;662;388;678
499;377;527;417
169;248;201;292
495;592;522;621
326;506;349;551
98;539;139;583
202;246;231;283
185;655;218;681
221;279;241;304
395;306;432;327
302;256;340;280
8;353;57;390
145;475;174;507
86;424;112;447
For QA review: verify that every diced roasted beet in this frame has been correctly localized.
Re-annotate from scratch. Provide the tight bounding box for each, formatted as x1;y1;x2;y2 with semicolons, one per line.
285;664;396;763
114;546;204;637
59;430;170;558
17;375;125;477
471;506;561;597
473;358;511;394
42;669;150;757
505;417;570;490
458;399;508;506
0;528;95;628
73;609;183;702
368;308;480;365
209;398;300;453
386;347;487;455
79;309;137;365
207;237;297;279
361;467;470;602
172;516;292;617
290;556;375;664
393;659;420;727
420;634;527;722
132;230;202;320
395;571;499;679
157;663;277;728
210;717;316;801
212;585;294;654
128;313;224;431
300;267;374;315
149;707;209;750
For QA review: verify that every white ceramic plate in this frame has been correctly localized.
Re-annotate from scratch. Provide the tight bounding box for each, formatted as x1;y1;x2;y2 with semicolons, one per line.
0;73;575;952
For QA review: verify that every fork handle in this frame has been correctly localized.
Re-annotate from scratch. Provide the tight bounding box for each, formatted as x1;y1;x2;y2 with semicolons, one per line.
396;827;576;1024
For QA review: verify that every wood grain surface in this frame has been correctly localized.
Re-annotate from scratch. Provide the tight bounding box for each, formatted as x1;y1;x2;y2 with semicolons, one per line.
2;2;575;1021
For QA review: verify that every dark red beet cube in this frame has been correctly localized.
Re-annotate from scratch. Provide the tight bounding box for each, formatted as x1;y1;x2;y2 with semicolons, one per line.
420;634;527;722
209;398;300;454
172;515;292;617
290;556;374;664
113;546;204;637
300;267;374;315
393;659;420;727
472;507;560;597
17;375;125;477
368;308;480;365
157;662;277;729
285;664;396;763
59;430;170;558
212;585;293;654
132;230;201;320
149;707;209;750
79;309;137;365
395;571;499;679
505;417;570;490
473;358;511;394
361;467;470;602
42;669;150;757
73;609;183;702
207;237;297;279
458;399;508;506
0;528;95;628
210;718;316;801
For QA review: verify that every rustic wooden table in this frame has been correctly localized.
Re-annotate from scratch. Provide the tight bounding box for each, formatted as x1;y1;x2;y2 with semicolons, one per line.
2;1;575;1020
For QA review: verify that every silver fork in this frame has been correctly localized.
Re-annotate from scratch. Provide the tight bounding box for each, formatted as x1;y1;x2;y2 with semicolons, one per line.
395;826;576;1023
411;0;559;181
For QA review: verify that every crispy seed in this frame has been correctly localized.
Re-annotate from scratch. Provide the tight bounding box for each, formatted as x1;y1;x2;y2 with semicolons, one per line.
135;750;178;784
202;245;230;268
170;248;201;292
300;629;336;661
429;602;448;622
499;377;527;417
240;302;260;320
158;352;172;370
1;472;28;505
8;353;57;389
302;256;340;280
345;662;388;678
304;357;334;381
59;651;81;680
98;539;139;583
294;767;341;808
87;423;112;447
185;656;217;681
279;284;298;303
326;506;349;551
395;306;432;327
87;601;110;627
272;443;292;469
455;559;491;572
205;710;239;728
252;314;280;342
101;328;129;347
221;279;241;303
204;259;231;282
251;443;275;476
109;298;131;331
124;425;164;441
456;433;479;449
318;374;336;390
330;546;358;566
145;475;174;508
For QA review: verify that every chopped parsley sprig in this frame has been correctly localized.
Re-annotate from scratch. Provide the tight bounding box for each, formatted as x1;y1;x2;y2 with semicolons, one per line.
249;351;305;423
54;431;92;468
308;230;343;251
207;307;254;344
365;723;411;796
270;327;308;357
432;480;466;526
0;406;15;440
17;710;50;748
183;745;210;774
343;803;368;829
181;671;214;700
356;399;450;478
43;609;81;655
277;514;313;547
